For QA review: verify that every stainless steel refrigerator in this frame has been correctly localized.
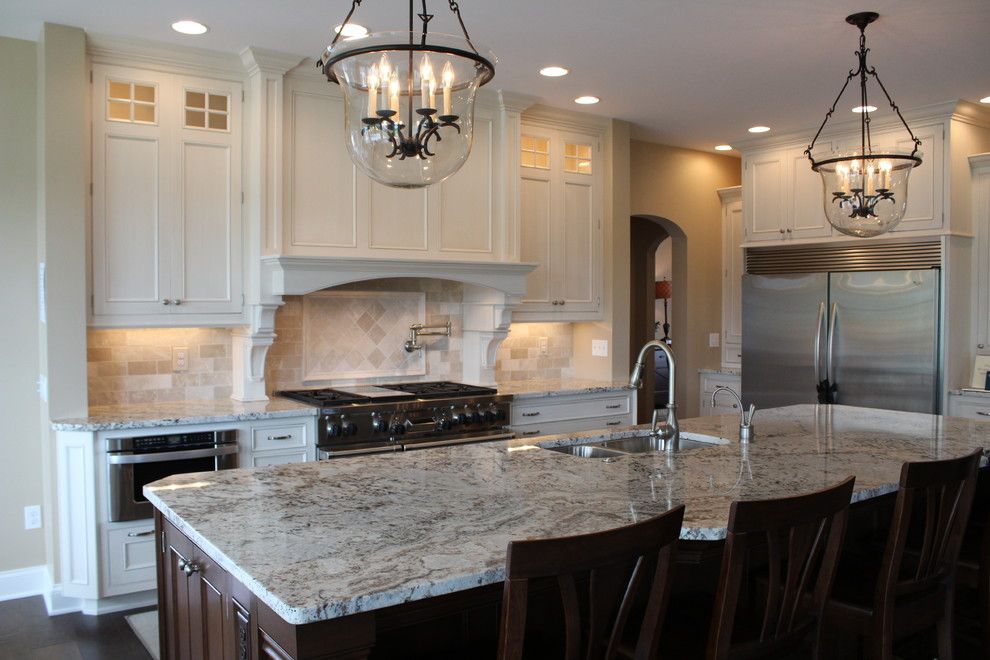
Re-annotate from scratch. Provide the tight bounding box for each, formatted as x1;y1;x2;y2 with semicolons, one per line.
741;269;940;413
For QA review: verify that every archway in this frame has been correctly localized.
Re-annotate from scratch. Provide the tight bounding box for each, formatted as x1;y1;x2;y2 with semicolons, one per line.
629;215;688;423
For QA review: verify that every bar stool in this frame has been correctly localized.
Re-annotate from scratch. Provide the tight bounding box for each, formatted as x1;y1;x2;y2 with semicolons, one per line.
706;476;856;659
953;464;990;651
825;449;982;660
497;505;685;660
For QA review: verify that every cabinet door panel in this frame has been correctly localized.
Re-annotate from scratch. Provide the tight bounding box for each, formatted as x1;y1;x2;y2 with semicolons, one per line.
98;134;165;310
790;145;832;238
561;179;595;305
745;153;786;241
286;90;357;250
175;141;236;307
368;182;429;250
722;197;744;367
520;175;553;305
892;124;942;232
438;116;493;254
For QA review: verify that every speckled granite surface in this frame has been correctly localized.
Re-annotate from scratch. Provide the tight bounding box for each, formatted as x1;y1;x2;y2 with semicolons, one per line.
145;404;990;625
495;378;633;399
52;399;318;431
699;368;742;377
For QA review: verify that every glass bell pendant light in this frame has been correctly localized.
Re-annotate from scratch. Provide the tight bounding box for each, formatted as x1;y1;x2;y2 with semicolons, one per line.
805;12;922;238
317;0;495;189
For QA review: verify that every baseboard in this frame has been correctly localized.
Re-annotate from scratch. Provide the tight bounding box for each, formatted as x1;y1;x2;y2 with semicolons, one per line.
42;581;156;617
0;565;48;602
43;583;82;616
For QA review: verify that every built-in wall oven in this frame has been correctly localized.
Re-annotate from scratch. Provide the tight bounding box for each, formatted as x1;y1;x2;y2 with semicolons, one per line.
107;430;238;522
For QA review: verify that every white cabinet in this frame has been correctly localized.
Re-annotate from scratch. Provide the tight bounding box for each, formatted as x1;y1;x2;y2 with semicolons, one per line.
241;419;315;467
514;120;605;321
91;64;243;326
509;390;634;437
743;144;832;243
281;75;498;259
947;392;990;420
973;154;990;355
719;187;743;369
699;371;742;416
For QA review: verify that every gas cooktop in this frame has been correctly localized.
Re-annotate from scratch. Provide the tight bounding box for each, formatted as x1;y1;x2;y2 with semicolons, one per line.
277;381;497;408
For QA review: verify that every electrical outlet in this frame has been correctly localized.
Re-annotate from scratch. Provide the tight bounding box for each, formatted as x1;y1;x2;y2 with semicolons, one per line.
172;347;189;372
24;505;41;530
709;333;720;348
592;339;609;357
538;336;549;356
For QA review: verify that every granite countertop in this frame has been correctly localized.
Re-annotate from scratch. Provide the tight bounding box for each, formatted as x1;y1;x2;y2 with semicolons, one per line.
52;398;318;431
145;404;990;625
495;378;634;399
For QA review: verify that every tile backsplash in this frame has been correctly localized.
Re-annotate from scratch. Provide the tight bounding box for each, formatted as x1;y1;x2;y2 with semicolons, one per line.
87;328;232;405
494;322;574;382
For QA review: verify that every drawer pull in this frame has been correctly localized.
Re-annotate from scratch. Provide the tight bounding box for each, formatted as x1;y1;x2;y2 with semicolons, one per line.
521;412;541;417
606;421;622;426
978;412;990;417
268;434;293;440
127;529;155;538
605;404;622;410
521;430;541;436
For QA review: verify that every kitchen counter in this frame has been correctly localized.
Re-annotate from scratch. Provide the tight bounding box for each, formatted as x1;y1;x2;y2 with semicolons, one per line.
495;378;633;399
51;398;318;431
699;367;741;377
145;404;989;625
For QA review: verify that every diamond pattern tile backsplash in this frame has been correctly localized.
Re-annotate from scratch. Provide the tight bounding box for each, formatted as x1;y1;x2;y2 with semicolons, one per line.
303;291;426;380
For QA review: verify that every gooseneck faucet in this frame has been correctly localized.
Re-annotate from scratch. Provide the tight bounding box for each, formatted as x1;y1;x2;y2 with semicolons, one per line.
711;386;756;442
630;340;679;446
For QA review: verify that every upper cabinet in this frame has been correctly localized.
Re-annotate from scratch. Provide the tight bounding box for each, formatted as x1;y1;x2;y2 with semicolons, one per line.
91;64;243;326
741;117;952;246
280;75;500;260
513;118;605;321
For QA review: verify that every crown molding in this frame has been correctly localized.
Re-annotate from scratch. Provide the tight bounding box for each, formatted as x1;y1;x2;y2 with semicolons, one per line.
86;33;245;80
240;47;305;77
496;90;539;114
716;185;742;203
970;152;990;171
522;103;610;134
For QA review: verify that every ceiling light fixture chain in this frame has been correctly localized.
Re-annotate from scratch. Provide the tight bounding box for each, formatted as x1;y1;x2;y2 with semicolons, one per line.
804;11;923;238
328;0;364;51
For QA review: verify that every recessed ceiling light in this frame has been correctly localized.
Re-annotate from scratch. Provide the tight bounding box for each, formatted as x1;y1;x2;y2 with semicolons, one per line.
981;96;990;104
714;144;733;151
334;23;369;39
748;125;771;134
171;20;208;35
575;96;600;105
539;66;569;77
852;105;878;113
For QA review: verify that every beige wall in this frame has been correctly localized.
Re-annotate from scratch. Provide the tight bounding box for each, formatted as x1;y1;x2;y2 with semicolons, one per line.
629;141;741;417
0;37;46;572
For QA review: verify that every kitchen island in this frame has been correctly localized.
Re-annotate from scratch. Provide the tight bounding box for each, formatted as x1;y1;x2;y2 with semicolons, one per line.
147;404;990;658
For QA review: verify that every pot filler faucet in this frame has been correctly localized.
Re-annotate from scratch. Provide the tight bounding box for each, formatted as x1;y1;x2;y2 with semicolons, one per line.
404;322;452;353
629;340;679;446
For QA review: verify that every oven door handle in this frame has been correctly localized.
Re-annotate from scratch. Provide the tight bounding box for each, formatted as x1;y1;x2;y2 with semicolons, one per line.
321;445;400;457
107;444;239;464
403;432;516;450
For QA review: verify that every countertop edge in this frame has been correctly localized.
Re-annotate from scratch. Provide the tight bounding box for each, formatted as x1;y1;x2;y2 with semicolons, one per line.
52;406;319;432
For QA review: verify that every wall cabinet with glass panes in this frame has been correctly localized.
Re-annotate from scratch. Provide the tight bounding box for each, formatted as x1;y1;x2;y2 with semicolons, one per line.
514;118;605;321
90;64;243;326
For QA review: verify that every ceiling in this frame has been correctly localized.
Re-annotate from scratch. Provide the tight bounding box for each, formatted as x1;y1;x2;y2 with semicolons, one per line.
3;0;989;153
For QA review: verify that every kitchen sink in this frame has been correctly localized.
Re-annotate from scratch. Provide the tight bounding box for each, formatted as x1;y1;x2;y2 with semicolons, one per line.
544;430;728;459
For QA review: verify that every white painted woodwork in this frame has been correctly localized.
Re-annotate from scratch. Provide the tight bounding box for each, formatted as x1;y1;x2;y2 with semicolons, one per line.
368;182;429;251
947;392;990;420
719;187;743;369
743;151;786;242
249;450;309;467
789;143;833;239
514;121;604;321
103;522;158;596
699;371;742;416
91;64;243;326
972;154;990;355
438;117;494;253
509;391;634;436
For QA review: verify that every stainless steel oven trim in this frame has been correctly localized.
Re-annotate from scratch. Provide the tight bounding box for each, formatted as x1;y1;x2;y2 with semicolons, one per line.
403;432;516;450
107;444;238;464
319;445;402;458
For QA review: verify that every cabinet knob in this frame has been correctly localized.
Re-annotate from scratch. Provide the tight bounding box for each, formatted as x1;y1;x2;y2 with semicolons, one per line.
162;299;172;305
979;344;985;350
182;561;200;576
786;228;792;233
779;229;785;234
172;299;182;306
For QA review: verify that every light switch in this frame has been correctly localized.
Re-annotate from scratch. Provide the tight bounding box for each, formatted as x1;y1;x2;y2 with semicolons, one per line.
592;339;609;357
172;347;189;372
709;333;720;348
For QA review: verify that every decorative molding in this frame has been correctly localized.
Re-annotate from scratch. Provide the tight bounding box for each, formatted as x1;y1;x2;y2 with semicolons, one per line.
970;152;990;171
716;185;742;203
232;326;276;402
86;33;245;80
239;47;304;77
522;103;611;134
261;255;536;299
498;90;540;114
0;565;48;602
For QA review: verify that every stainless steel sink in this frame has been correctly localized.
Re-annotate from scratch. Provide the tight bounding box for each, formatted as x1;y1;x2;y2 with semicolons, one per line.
546;445;625;459
603;436;711;453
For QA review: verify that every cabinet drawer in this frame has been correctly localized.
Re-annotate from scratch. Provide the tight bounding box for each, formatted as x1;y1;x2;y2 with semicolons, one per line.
948;396;990;421
251;424;308;452
104;523;158;595
701;374;741;395
511;395;631;425
250;450;309;467
512;415;631;438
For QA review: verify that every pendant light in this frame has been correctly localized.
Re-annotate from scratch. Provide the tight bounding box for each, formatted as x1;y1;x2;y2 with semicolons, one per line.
317;0;496;189
805;12;922;238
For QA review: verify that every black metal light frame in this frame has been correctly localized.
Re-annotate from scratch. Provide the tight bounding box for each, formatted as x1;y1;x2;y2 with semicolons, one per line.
316;0;495;161
805;12;922;220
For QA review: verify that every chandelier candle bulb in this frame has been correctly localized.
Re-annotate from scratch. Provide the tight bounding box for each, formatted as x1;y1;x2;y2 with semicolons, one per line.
441;61;454;116
367;70;379;117
419;56;434;109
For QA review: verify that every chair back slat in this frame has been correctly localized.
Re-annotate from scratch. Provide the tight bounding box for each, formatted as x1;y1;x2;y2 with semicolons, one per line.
708;476;856;660
498;505;685;660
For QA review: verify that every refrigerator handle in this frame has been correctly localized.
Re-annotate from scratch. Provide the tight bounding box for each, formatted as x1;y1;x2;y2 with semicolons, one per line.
814;301;826;386
827;302;838;403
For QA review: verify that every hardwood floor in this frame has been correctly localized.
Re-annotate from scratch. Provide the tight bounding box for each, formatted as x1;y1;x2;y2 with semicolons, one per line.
0;597;153;660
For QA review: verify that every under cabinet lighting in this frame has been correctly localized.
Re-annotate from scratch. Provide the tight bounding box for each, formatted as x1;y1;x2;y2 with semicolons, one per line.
748;125;770;133
539;66;569;77
981;96;990;104
714;144;733;151
334;23;369;39
575;95;600;105
171;20;209;35
852;105;878;113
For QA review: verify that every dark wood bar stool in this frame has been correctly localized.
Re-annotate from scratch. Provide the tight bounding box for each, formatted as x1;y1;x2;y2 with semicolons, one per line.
706;476;856;660
953;465;990;650
825;449;982;660
497;505;685;660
